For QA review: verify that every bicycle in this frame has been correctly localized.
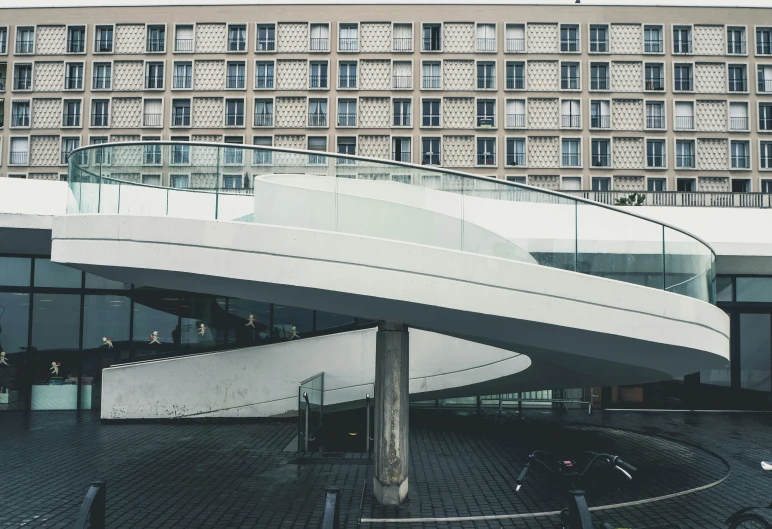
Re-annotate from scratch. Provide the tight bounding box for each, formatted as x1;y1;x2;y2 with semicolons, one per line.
516;450;680;529
723;462;772;528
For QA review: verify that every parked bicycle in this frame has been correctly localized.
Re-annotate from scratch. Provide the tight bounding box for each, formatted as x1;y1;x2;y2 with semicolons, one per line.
516;450;680;529
723;462;772;528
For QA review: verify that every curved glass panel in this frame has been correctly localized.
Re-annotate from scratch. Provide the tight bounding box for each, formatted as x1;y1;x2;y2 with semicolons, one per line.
67;142;716;303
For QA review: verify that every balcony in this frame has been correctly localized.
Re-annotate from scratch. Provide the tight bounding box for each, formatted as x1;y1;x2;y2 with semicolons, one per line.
310;75;328;88
392;75;412;89
91;113;109;127
591;154;610;167
732;155;750;169
731;116;749;130
674;78;693;91
143;113;162;127
477;76;495;89
729;79;747;92
308;114;327;127
561;115;581;128
759;79;772;93
644;39;663;53
646;115;665;129
560;39;579;52
95;39;113;53
645;78;665;91
227;75;245;89
591;115;610;129
310;38;329;51
172;113;190;127
173;75;191;89
255;76;274;89
647;154;667;168
506;113;525;128
9;151;29;165
477;153;496;166
562;154;581;167
675;116;694;130
477;38;495;52
63;113;81;127
93;76;111;90
65;76;83;90
506;76;524;90
590;40;608;53
228;39;247;52
506;153;525;166
673;41;692;54
505;38;525;53
758;43;772;55
422;75;440;89
339;38;358;52
175;38;193;52
14;77;32;90
728;41;746;54
561;77;580;90
225;114;244;127
562;190;772;208
16;40;33;54
423;37;441;51
12;114;29;127
339;76;357;88
422;153;440;165
477;116;495;128
256;39;275;52
337;113;356;127
591;77;609;90
759;117;772;131
145;76;164;89
392;151;411;162
253;113;273;127
393;38;412;52
676;154;695;168
146;38;165;52
67;38;85;53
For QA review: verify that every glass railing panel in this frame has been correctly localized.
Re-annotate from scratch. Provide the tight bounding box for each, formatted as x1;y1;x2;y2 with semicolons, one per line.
98;178;121;214
167;188;217;220
664;226;715;303
298;372;324;452
117;182;168;216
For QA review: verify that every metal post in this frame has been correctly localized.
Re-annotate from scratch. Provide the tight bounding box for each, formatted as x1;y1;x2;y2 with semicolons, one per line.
365;393;371;453
304;392;310;452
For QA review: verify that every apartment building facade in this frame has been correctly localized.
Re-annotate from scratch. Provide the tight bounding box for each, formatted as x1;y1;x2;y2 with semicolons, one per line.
0;3;771;193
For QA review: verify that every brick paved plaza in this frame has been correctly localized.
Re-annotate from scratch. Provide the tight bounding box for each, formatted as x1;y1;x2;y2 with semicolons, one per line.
1;409;772;528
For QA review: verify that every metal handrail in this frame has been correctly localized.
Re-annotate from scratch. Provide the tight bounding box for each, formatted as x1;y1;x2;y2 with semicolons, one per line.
73;480;106;529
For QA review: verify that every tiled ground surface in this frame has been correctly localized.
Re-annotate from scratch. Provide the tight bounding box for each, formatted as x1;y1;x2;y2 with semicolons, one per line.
1;409;772;528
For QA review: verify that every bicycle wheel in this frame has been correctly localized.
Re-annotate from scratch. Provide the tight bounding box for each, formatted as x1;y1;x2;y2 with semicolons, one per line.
729;514;772;529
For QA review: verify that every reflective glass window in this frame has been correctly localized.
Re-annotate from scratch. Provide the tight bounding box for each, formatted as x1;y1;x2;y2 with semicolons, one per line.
740;313;771;392
0;257;31;286
736;277;772;302
272;305;313;341
34;258;82;288
0;292;30;410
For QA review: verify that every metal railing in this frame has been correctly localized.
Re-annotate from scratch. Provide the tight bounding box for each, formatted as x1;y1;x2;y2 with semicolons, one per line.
561;77;580;90
477;116;495;127
12;112;29;127
728;41;746;54
146;38;165;52
562;153;581;166
563;190;772;209
0;74;5;92
0;39;6;54
591;154;610;167
477;76;495;89
143;113;162;127
255;75;274;89
65;76;83;90
731;116;749;130
173;75;191;89
506;153;525;166
9;152;28;165
94;38;113;52
729;79;748;92
91;113;109;127
477;153;495;166
392;151;411;162
93;76;111;90
506;75;525;90
506;113;525;128
732;155;750;169
759;79;772;92
759;117;772;131
73;481;106;529
676;154;695;168
561;115;581;128
422;75;440;89
422;153;440;165
762;156;772;169
175;38;193;52
505;38;525;52
477;38;495;52
392;75;412;89
675;116;694;130
758;42;772;55
225;114;244;127
226;75;245;89
646;115;665;128
16;40;33;54
308;114;327;127
591;115;610;128
421;114;440;127
560;39;579;52
393;37;412;51
339;75;357;88
256;39;275;51
228;39;247;52
674;78;693;91
63;113;81;127
309;37;329;51
172;113;191;127
337;113;356;127
254;113;273;127
591;76;609;90
394;115;410;127
645;39;663;53
645;78;665;91
339;38;358;51
67;38;85;53
590;40;608;52
673;40;692;53
423;37;441;51
14;76;32;90
647;154;667;168
310;74;328;88
145;76;164;89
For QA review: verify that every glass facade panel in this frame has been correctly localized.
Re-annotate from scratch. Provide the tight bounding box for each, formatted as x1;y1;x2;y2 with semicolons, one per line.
85;273;130;289
0;292;30;411
0;257;31;286
736;277;772;302
273;305;313;341
716;276;733;302
740;313;771;392
34;258;82;288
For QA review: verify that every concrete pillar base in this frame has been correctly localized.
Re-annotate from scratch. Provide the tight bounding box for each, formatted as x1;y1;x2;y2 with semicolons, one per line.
373;476;409;506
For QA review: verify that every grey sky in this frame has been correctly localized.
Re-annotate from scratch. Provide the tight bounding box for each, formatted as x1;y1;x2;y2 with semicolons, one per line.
0;0;770;7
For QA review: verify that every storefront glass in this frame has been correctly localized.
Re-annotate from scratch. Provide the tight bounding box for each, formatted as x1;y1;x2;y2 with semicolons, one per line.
0;292;29;411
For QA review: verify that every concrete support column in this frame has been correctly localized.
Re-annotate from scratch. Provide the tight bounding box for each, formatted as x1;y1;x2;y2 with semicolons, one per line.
373;321;409;505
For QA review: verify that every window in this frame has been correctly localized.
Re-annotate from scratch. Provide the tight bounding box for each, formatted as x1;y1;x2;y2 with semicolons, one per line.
644;25;663;54
253;99;273;126
11;101;30;127
647;139;666;167
14;64;32;90
422;137;440;165
308;136;327;164
93;62;112;90
67;26;86;53
648;178;666;192
256;24;275;52
226;99;244;127
731;178;751;192
0;64;5;92
729;65;748;92
422;62;440;89
645;63;665;90
15;27;34;54
61;137;80;164
761;142;772;169
392;137;411;162
223;136;244;165
589;25;608;53
561;62;579;90
65;63;83;90
90;136;111;166
477;138;496;166
228;24;247;52
423;24;441;51
310;61;328;89
561;100;581;128
62;100;81;127
592;177;610;191
560;25;579;52
147;25;165;52
590;100;610;129
175;25;194;52
392;61;412;89
757;27;772;55
170;138;190;165
0;27;7;54
227;62;245;89
393;23;412;52
253;136;272;164
646;101;665;129
95;26;113;53
674;64;693;91
339;24;358;52
337;137;356;163
477;62;495;89
561;177;581;190
91;100;109;126
476;23;495;52
506;99;525;128
507;176;526;184
171;99;190;127
505;24;525;53
143;99;162;127
142;138;161;165
562;139;581;167
676;140;695;168
308;99;327;127
337;99;356;126
730;102;749;131
255;61;274;89
9;137;29;165
421;99;440;127
339;62;357;88
760;103;772;131
145;62;164;89
506;138;525;166
223;174;243;189
309;24;330;52
758;64;772;93
732;141;750;168
673;26;692;54
476;100;495;127
171;174;189;189
173;62;192;89
506;62;525;90
393;99;411;127
590;62;609;90
674;101;694;130
728;27;746;55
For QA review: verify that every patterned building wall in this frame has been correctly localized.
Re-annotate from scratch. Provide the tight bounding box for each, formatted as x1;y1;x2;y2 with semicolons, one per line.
697;138;728;170
610;24;641;54
695;63;726;94
110;135;141;142
698;176;729;192
442;97;474;129
113;61;144;91
275;97;307;128
528;174;559;190
612;137;644;169
360;23;391;53
191;139;221;166
274;135;306;149
527;61;559;91
527;136;559;168
111;97;143;128
696;100;727;132
195;23;226;53
31;98;61;129
34;62;65;92
443;23;474;53
611;62;642;93
693;25;725;56
613;175;645;191
360;60;391;90
527;23;558;54
358;97;390;128
442;60;475;91
357;135;390;158
192;97;224;128
612;99;643;131
194;60;225;91
36;26;66;55
442;136;475;167
527;98;558;130
275;60;308;90
115;24;146;54
277;23;308;53
30;135;60;166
